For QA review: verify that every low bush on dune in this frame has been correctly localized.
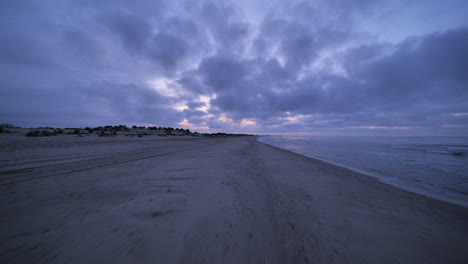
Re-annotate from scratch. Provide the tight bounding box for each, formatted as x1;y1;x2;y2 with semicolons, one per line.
26;130;41;137
0;123;15;133
41;130;56;136
26;130;57;137
0;123;15;128
99;130;112;137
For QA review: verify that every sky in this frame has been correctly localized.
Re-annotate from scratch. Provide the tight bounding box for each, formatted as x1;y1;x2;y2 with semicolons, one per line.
1;0;468;135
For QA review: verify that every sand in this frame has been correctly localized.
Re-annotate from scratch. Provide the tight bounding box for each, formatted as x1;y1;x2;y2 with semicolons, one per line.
0;134;467;263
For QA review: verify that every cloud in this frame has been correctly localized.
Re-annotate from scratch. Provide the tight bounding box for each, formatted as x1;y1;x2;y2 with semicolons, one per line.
148;33;189;71
199;55;249;91
0;0;467;135
97;10;153;54
200;26;468;133
197;1;250;53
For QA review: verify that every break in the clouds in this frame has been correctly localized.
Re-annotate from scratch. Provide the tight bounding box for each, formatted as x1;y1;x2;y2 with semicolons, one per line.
1;0;467;135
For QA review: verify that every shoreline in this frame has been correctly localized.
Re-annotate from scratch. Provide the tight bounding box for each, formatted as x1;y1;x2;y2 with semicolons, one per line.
1;135;467;263
257;136;468;209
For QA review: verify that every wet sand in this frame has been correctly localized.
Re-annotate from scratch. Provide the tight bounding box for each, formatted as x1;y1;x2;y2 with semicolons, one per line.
1;135;467;263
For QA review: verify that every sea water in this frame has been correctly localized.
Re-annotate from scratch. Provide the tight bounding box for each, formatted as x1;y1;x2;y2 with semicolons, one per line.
259;136;468;207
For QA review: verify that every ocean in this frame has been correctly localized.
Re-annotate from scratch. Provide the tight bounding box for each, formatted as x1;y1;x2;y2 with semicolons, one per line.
258;136;468;207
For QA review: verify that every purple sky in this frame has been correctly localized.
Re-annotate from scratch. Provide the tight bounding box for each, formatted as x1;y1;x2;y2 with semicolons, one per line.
1;0;468;135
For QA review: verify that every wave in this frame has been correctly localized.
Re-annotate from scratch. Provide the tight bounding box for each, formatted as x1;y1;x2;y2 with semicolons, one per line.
258;135;468;208
427;150;465;156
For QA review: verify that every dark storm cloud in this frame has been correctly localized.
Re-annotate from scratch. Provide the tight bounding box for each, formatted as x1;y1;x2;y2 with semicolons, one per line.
348;28;468;111
197;1;250;53
203;27;468;132
97;10;153;54
279;23;318;69
1;0;467;134
199;55;249;91
148;33;188;71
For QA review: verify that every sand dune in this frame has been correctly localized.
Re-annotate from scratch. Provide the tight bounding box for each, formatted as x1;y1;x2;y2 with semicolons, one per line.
1;135;467;263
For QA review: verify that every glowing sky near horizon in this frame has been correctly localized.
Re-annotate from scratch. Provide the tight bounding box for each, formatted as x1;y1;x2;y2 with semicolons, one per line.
1;0;468;135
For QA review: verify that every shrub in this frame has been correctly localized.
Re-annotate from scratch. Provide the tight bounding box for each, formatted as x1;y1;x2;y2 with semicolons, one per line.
26;130;41;137
0;123;15;128
0;124;14;133
42;130;52;136
26;130;58;137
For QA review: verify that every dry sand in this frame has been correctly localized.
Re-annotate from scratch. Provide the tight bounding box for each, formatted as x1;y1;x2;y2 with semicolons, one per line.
0;134;467;263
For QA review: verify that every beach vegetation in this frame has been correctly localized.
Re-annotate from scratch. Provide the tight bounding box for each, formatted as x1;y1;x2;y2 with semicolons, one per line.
18;124;212;138
26;130;57;137
0;124;15;133
1;123;16;128
41;130;56;136
26;130;41;137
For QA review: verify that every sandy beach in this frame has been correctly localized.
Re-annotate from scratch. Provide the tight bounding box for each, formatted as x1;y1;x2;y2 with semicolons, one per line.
1;135;467;263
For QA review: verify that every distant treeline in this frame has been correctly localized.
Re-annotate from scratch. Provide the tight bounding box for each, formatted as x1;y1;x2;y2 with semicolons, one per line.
13;124;253;137
82;125;192;135
23;125;193;137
